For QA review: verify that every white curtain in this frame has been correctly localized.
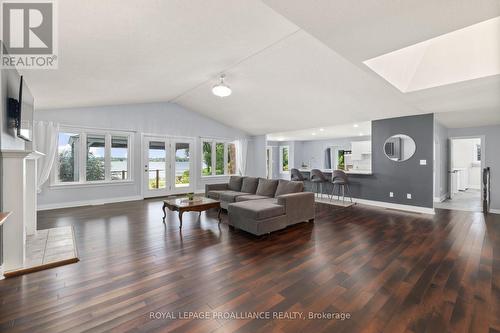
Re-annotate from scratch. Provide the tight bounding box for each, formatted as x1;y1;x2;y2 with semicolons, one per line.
34;121;59;193
236;138;248;176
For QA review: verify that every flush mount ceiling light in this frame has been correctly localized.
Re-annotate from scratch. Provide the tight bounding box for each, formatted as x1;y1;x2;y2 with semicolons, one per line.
212;74;232;97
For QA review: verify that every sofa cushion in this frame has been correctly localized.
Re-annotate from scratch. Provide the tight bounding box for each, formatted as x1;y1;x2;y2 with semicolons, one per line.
241;177;259;194
229;200;285;220
235;194;271;202
274;179;304;197
228;176;244;191
256;178;279;197
219;191;249;203
207;190;226;200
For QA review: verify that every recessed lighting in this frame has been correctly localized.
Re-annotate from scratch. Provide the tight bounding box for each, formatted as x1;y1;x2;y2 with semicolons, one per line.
319;128;325;131
353;124;359;128
359;133;364;136
312;133;317;136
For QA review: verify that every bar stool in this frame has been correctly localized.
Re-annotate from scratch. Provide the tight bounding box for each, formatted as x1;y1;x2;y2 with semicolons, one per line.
290;168;305;181
310;169;328;198
330;170;352;203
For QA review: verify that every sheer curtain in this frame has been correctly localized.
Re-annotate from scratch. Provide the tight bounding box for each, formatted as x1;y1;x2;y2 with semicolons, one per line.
34;121;59;192
236;138;248;176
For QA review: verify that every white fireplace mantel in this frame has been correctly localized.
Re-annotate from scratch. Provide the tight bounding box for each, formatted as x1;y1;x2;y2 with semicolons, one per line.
1;149;33;271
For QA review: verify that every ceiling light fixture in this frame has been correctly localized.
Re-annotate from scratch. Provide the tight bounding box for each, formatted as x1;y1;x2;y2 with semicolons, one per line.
353;124;359;128
319;128;325;131
212;74;232;98
312;132;317;136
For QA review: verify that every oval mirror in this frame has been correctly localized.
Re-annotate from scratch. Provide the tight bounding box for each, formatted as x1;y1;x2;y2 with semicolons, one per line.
383;134;416;162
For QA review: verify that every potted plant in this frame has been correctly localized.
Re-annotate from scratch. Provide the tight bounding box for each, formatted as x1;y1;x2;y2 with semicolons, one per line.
186;192;195;201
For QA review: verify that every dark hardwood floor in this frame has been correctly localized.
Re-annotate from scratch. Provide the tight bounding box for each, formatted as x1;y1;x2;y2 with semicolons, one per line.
0;199;499;333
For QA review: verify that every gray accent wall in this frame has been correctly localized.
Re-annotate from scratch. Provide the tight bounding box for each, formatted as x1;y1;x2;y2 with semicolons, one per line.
368;113;434;208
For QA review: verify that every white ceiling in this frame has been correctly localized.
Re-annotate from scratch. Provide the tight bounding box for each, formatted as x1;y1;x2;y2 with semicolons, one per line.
267;121;371;142
22;0;500;134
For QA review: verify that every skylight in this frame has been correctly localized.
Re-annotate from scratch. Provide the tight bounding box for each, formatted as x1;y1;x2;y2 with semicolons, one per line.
364;16;500;93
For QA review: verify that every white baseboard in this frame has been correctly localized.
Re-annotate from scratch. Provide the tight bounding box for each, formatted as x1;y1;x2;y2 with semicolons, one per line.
489;208;500;215
316;194;435;215
433;193;449;203
37;195;143;211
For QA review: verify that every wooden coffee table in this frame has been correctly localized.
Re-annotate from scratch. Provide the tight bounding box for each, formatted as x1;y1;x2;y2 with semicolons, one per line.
162;197;221;229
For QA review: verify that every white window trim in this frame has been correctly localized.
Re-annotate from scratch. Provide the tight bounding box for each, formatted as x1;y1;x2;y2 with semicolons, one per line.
279;146;290;174
51;126;134;187
200;138;237;177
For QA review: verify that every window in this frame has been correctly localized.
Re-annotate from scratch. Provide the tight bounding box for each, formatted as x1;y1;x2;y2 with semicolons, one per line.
54;128;132;185
280;146;289;173
111;136;129;180
201;139;237;176
175;142;190;187
227;143;236;175
201;142;212;176
148;141;166;189
57;132;80;182
86;135;105;181
215;142;225;175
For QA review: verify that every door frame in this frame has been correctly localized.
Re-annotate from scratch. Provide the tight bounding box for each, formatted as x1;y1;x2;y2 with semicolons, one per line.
266;146;273;179
448;135;485;200
141;133;196;198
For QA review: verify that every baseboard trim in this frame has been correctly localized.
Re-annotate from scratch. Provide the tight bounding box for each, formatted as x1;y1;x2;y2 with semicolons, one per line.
37;195;143;211
354;198;435;215
433;193;449;203
489;208;500;215
316;194;435;215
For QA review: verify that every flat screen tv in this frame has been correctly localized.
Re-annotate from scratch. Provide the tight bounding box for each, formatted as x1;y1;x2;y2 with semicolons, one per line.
12;75;34;141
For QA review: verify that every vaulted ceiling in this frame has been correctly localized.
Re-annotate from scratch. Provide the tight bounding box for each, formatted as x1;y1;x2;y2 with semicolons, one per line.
21;0;500;134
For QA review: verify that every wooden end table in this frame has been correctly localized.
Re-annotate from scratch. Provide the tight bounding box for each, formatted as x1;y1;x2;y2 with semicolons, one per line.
162;197;222;229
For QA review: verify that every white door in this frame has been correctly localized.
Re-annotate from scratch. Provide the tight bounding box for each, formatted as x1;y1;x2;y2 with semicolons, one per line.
143;136;195;198
143;136;170;198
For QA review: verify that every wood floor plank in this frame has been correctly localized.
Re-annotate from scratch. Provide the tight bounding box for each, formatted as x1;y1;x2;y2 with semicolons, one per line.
0;199;498;333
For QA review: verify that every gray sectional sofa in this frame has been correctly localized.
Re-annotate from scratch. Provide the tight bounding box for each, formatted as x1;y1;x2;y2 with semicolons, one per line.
205;176;315;235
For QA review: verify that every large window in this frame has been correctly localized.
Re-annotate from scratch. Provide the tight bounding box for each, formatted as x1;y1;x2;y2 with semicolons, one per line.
55;128;132;185
201;139;237;176
280;146;289;173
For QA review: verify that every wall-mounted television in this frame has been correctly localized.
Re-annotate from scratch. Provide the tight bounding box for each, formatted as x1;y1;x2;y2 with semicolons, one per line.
7;75;34;142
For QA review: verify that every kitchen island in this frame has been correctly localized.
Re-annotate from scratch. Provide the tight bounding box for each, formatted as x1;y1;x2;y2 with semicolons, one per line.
296;168;373;198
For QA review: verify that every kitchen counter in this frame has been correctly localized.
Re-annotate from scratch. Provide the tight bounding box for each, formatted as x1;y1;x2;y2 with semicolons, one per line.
298;168;373;175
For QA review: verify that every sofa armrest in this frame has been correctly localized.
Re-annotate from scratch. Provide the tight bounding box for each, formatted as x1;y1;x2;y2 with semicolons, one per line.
277;192;315;223
205;183;228;197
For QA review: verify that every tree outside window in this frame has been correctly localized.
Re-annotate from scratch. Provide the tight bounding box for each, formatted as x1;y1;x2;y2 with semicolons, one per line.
281;146;289;172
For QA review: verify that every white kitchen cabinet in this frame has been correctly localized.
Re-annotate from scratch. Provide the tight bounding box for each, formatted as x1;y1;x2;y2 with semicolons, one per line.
351;141;371;160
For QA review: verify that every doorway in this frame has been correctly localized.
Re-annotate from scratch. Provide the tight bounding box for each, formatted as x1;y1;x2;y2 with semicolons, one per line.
142;135;194;198
435;137;483;212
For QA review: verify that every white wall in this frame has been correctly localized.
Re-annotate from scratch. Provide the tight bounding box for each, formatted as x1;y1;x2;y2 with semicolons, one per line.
448;125;500;212
246;135;267;178
35;102;249;209
433;121;448;200
452;138;481;189
1;68;26;151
